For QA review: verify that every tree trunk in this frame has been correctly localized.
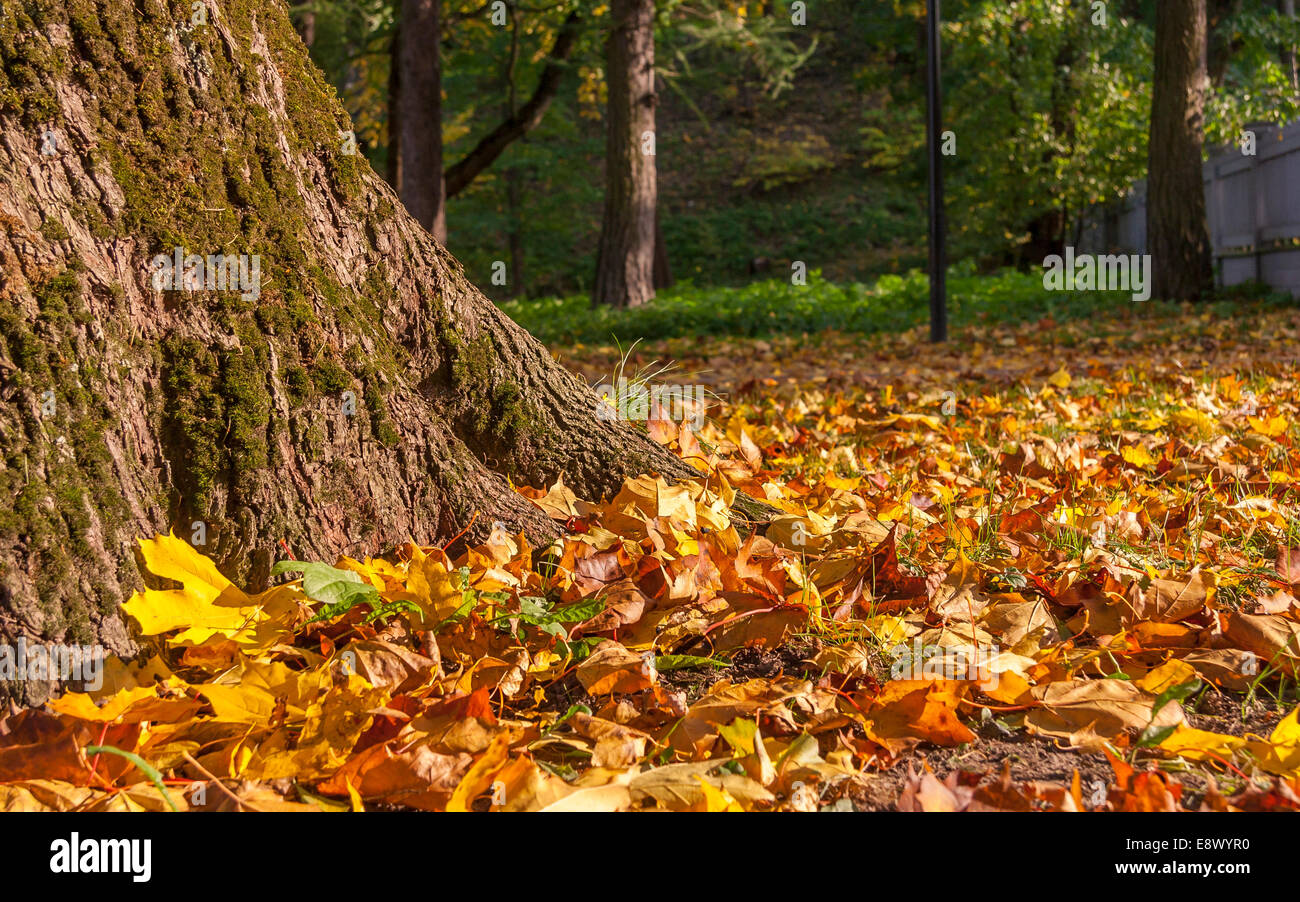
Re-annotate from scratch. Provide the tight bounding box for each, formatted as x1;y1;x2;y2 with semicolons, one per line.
592;0;658;309
0;0;744;706
386;24;401;188
1147;0;1213;301
294;9;316;49
503;9;526;299
653;206;673;290
394;0;447;244
1285;0;1298;91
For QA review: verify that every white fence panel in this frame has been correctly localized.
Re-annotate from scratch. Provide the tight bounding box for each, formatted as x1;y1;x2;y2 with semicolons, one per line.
1080;121;1300;297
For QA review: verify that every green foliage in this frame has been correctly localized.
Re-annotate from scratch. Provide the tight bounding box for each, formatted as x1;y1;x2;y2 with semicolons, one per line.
502;268;1298;347
664;3;819;99
300;0;1300;295
291;0;396;157
944;0;1153;261
273;559;418;624
656;654;729;671
1206;4;1300;143
496;268;1047;344
510;595;606;641
734;128;838;191
858;103;926;174
940;0;1297;263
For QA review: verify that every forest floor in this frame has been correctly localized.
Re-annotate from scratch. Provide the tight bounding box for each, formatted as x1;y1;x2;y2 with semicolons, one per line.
3;303;1300;812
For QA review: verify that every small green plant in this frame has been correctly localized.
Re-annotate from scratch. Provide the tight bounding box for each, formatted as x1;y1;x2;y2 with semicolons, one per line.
85;744;179;811
273;560;419;625
1136;678;1202;751
655;654;729;671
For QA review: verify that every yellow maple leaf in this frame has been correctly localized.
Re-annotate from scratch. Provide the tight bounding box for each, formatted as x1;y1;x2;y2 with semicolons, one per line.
1171;406;1217;435
695;775;745;811
197;659;328;724
1134;409;1167;431
1121;445;1156;468
335;556;386;589
1159;706;1300;777
447;733;512;812
1248;415;1288;438
1135;659;1197;695
47;683;199;724
864;614;911;647
1158;726;1246;761
404;546;464;626
121;533;298;650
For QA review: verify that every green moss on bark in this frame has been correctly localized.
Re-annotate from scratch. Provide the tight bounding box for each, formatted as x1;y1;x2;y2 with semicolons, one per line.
160;329;274;516
0;268;128;641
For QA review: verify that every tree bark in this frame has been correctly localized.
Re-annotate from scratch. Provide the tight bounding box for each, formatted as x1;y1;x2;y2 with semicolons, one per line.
592;0;658;309
1147;0;1213;301
394;0;447;244
0;0;754;706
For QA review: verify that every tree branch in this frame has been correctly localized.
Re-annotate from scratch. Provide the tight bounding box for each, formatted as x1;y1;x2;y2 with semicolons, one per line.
444;10;583;199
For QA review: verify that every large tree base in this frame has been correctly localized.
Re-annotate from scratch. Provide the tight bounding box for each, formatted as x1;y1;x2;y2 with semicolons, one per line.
0;0;758;706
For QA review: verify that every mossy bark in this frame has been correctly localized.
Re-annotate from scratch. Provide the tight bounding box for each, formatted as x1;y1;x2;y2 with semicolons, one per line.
0;0;737;706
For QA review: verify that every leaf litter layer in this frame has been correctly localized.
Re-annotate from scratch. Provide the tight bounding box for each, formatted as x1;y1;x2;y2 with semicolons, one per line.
4;303;1300;812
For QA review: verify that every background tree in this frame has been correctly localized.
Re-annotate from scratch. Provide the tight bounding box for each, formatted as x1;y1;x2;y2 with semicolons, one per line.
394;0;447;242
1147;0;1213;301
593;0;660;308
443;8;585;200
944;1;1152;267
296;0;1294;295
1204;0;1300;138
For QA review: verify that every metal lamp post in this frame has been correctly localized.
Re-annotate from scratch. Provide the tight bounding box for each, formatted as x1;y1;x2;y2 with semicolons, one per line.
925;0;947;343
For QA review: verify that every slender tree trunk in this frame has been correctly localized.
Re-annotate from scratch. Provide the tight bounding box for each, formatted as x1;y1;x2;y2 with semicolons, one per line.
0;0;766;706
395;0;447;244
1207;0;1239;85
504;9;526;298
593;0;657;309
653;206;673;290
506;170;526;297
386;24;401;188
295;9;316;48
1147;0;1213;301
1285;0;1298;90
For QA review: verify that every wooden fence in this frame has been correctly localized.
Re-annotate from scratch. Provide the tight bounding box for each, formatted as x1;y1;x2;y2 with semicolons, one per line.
1079;120;1300;296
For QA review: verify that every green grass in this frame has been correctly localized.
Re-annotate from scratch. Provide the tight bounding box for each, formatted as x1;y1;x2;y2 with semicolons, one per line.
499;267;1298;347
